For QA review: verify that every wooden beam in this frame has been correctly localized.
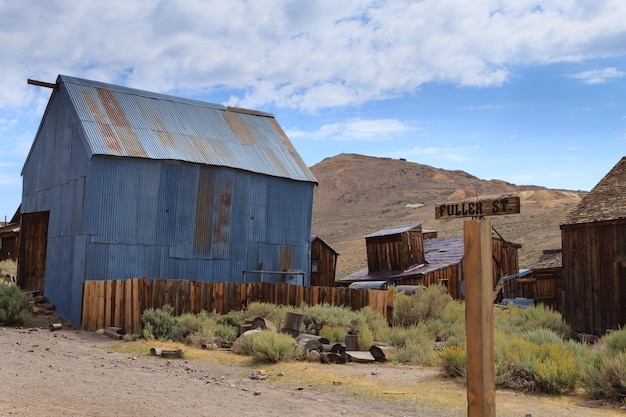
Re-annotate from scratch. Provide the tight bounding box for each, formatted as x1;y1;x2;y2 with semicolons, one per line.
464;219;496;417
27;79;57;89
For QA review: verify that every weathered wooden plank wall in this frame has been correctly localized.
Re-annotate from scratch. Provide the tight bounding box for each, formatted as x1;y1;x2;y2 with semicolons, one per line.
82;277;148;333
562;220;626;335
82;278;394;334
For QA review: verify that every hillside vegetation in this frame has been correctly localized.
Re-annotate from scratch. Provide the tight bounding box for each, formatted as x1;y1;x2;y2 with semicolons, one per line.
310;153;584;279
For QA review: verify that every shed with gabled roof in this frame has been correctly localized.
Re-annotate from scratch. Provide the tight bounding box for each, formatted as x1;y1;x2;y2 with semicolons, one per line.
339;223;520;301
561;156;626;335
18;75;317;325
310;235;339;287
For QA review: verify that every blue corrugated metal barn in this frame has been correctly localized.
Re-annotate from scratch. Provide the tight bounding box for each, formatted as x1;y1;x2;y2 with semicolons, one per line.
19;75;317;325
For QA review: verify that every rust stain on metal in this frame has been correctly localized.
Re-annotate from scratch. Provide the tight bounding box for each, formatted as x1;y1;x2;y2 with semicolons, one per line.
264;149;290;177
190;136;216;162
82;88;122;153
156;131;176;148
194;170;213;254
268;118;296;152
223;111;255;145
213;178;233;245
96;89;147;158
145;104;176;148
194;170;232;253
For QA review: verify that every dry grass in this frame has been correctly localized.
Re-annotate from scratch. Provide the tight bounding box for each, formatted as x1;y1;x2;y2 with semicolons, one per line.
107;339;623;416
0;260;17;278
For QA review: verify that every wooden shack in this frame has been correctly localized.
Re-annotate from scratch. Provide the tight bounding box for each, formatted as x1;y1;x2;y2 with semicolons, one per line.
0;207;20;263
309;235;339;287
561;156;626;335
339;223;520;301
365;223;425;273
502;249;563;311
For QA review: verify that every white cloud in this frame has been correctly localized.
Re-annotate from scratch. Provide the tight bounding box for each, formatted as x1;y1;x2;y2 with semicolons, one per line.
2;0;626;113
567;67;625;84
286;118;416;141
394;145;480;162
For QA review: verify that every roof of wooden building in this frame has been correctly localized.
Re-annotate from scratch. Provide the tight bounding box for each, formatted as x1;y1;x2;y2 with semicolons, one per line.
562;156;626;225
364;223;422;239
310;235;340;255
532;249;562;269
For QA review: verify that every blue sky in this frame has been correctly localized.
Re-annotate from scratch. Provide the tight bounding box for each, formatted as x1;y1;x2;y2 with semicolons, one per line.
1;1;626;220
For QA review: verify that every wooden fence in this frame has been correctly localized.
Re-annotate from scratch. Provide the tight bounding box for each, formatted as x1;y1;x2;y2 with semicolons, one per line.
82;277;395;334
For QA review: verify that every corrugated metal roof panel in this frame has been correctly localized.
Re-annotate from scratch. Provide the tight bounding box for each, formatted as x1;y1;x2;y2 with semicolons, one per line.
58;75;317;184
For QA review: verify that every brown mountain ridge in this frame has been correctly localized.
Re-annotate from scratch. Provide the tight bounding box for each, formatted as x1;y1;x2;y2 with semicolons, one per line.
310;153;584;279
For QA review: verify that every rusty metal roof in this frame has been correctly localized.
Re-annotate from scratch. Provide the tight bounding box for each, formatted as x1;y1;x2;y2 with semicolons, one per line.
364;223;422;238
57;75;317;183
562;156;626;225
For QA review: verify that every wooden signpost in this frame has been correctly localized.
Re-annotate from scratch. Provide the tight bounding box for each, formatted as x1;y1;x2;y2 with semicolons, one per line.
435;196;520;220
435;195;520;417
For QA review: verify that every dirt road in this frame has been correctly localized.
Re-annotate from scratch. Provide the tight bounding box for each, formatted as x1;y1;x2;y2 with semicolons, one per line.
0;324;622;417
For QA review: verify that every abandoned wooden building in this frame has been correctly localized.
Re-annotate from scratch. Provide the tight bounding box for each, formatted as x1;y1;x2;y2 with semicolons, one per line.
561;156;626;336
0;207;20;263
309;235;339;287
502;248;563;312
19;75;317;325
338;222;520;300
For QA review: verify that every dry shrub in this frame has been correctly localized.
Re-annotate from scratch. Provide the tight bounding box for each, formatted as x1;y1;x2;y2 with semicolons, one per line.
250;330;301;363
439;344;466;378
494;331;582;394
392;284;451;327
319;324;345;342
582;330;626;401
0;283;32;325
495;303;573;339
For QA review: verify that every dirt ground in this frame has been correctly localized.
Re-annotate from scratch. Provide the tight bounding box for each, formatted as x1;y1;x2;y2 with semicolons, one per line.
1;316;624;417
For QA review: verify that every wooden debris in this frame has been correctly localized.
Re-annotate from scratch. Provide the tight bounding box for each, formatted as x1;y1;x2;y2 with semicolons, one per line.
103;327;123;340
369;345;392;362
320;352;346;364
344;334;358;351
345;351;376;363
150;347;183;358
295;334;329;352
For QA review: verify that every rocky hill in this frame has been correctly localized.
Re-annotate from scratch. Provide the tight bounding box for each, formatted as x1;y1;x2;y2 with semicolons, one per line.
310;153;584;279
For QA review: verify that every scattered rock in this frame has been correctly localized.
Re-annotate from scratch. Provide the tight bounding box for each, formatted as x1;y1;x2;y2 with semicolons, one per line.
306;350;321;362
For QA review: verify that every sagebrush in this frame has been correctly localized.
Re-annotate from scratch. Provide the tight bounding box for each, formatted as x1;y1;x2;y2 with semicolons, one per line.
0;284;32;326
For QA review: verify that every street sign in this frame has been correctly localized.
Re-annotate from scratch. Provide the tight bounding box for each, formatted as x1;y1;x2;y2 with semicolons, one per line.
435;196;520;220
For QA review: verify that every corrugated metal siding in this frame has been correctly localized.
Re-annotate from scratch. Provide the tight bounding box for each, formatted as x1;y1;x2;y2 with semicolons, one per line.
44;236;84;324
23;75;316;326
59;75;317;184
